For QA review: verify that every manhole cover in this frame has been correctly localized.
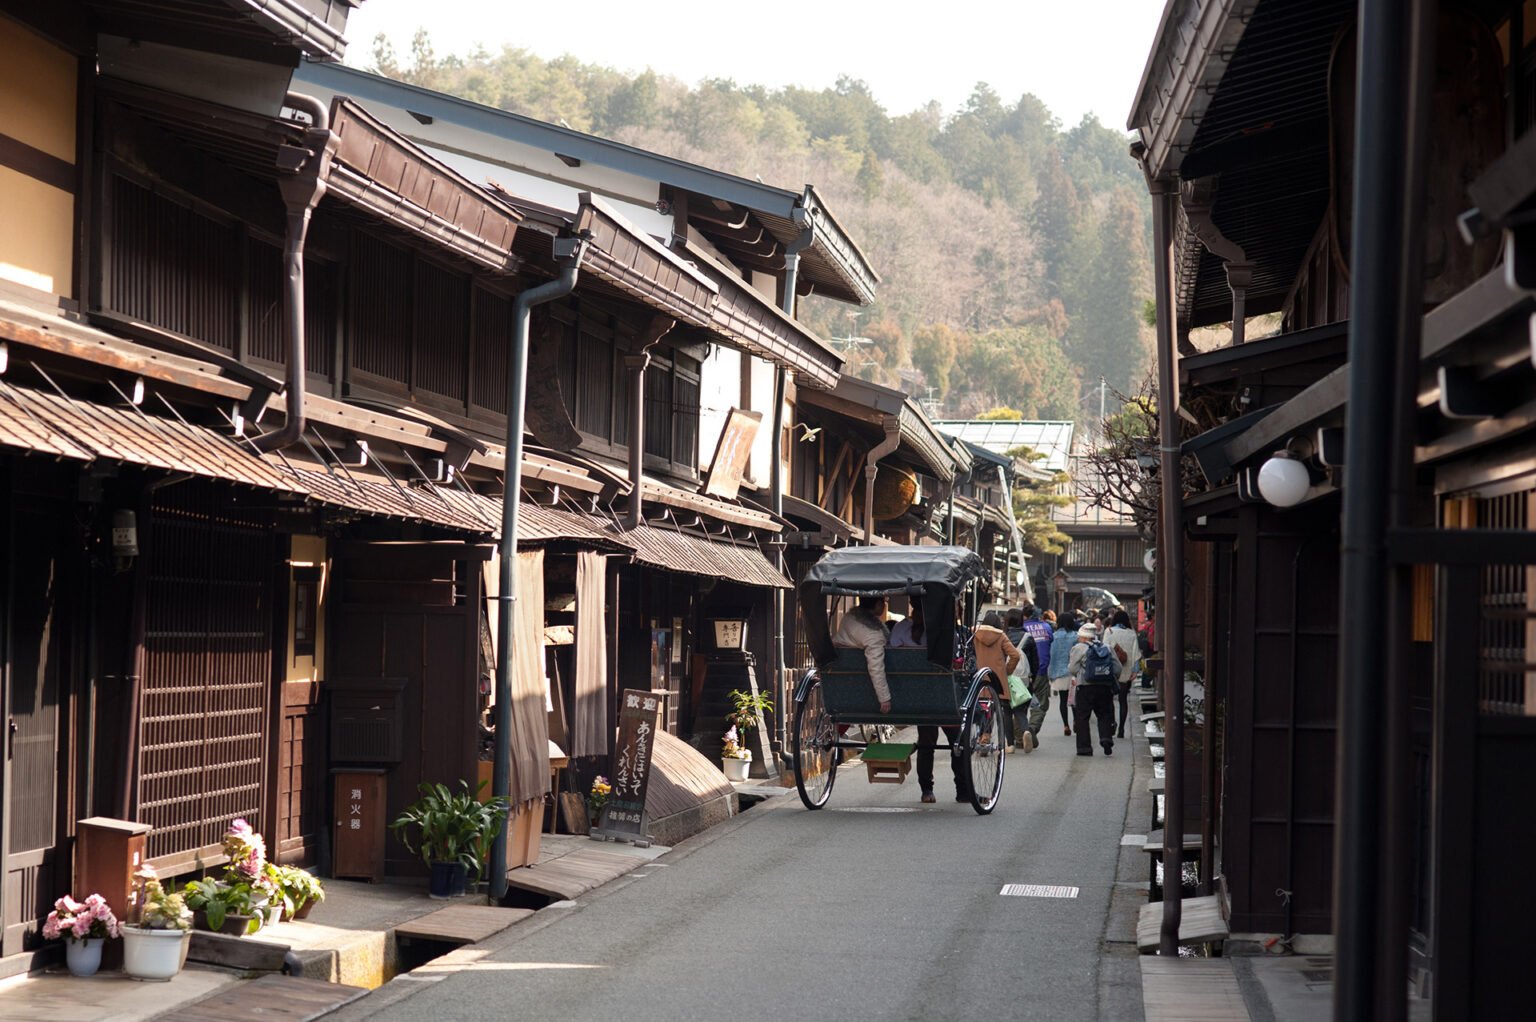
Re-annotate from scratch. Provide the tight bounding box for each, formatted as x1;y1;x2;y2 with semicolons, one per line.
830;807;919;813
1000;884;1080;898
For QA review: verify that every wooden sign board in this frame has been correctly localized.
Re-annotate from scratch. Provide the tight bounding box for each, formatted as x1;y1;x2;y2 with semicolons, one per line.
701;407;763;500
594;689;666;844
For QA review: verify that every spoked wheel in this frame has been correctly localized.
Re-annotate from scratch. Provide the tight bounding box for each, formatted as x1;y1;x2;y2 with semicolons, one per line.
794;676;839;809
961;677;1006;815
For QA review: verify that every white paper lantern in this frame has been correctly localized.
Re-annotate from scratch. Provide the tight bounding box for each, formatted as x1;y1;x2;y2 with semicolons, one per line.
1257;455;1310;508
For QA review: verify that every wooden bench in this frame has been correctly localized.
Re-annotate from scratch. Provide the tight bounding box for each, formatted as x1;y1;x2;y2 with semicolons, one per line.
1136;894;1230;954
860;742;915;784
1140;711;1165;724
1143;830;1201;901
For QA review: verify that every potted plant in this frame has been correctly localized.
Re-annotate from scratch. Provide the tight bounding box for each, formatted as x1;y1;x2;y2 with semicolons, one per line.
586;775;612;830
725;688;773;744
391;780;511;898
182;878;265;936
720;724;752;782
43;894;120;977
122;875;192;981
268;864;325;920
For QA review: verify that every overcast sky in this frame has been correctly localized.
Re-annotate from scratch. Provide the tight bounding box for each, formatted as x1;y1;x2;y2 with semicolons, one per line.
342;1;1167;132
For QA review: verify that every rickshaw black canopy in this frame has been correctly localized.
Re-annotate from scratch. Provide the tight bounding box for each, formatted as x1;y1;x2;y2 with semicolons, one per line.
799;545;986;669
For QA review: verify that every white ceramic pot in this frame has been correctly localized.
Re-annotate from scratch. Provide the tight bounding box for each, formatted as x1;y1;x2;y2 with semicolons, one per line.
721;754;751;782
65;937;104;977
121;926;188;982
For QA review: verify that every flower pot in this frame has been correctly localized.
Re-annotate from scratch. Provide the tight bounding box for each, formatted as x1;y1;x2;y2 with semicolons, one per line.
292;899;315;920
428;861;468;899
121;927;188;982
265;906;282;929
721;755;751;782
194;909;256;936
65;937;104;977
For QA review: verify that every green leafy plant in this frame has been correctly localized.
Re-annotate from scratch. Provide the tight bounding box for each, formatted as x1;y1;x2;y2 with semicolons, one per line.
181;878;265;936
266;864;325;915
725;689;773;736
390;780;511;880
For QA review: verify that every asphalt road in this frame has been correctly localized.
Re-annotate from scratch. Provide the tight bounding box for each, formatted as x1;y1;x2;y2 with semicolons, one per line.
335;728;1139;1022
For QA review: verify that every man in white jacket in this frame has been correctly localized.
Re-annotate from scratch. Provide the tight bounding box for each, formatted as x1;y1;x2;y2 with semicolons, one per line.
833;596;893;714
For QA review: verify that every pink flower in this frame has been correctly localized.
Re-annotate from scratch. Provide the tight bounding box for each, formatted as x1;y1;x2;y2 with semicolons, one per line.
42;916;61;940
228;819;253;837
71;915;90;939
58;895;82;914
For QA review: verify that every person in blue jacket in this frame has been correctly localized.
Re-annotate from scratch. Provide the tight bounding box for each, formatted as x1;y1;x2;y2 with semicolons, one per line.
1017;605;1055;747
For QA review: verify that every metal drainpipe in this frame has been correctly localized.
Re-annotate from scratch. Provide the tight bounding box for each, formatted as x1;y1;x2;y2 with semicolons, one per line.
1145;173;1187;958
1335;2;1429;1016
255;93;334;454
772;215;815;763
624;352;651;530
491;236;587;901
999;464;1020;601
863;420;901;544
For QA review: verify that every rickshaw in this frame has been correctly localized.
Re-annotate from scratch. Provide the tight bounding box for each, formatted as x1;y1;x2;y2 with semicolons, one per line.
793;545;1007;815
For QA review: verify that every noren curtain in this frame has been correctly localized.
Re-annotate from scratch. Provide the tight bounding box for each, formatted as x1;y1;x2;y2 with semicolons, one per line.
571;552;608;758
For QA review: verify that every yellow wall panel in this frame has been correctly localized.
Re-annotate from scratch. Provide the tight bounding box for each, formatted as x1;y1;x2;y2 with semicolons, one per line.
0;166;73;297
0;17;77;162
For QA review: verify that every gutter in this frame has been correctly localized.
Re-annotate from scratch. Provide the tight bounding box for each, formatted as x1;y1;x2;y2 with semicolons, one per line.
254;92;335;454
490;234;589;900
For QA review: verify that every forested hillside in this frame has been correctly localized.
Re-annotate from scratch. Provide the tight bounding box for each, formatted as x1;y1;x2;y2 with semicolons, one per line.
371;34;1153;422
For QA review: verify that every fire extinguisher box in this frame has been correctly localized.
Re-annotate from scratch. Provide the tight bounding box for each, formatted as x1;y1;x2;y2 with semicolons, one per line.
331;769;387;882
75;817;152;968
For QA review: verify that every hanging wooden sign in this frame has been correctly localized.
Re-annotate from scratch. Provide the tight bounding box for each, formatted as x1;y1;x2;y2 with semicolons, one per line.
702;407;763;500
594;688;666;845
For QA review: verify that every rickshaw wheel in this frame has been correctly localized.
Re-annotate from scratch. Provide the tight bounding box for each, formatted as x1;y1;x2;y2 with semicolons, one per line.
794;676;838;809
961;677;1006;815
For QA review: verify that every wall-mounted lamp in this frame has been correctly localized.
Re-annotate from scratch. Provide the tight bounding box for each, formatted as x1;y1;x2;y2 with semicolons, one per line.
1257;453;1310;508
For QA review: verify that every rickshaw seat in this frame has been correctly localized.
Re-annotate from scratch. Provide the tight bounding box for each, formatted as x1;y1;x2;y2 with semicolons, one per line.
819;647;964;725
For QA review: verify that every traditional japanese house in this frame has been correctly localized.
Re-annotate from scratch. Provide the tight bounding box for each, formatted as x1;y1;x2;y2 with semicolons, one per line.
0;0;870;968
1131;1;1536;1015
290;61;879;767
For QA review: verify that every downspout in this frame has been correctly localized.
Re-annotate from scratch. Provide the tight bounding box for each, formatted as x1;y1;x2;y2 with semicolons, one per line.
255;93;334;454
491;235;587;901
1000;464;1021;601
1141;157;1187;957
624;316;676;530
863;419;901;543
772;213;815;764
1335;2;1434;1016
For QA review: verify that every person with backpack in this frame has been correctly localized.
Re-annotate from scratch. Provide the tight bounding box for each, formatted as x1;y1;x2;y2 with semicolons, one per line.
1016;605;1054;750
1069;622;1119;756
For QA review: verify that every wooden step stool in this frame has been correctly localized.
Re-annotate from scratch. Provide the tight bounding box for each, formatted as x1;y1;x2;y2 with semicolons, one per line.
861;742;916;784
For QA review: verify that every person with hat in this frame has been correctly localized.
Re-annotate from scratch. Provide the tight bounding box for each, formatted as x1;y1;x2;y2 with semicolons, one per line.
1069;620;1119;756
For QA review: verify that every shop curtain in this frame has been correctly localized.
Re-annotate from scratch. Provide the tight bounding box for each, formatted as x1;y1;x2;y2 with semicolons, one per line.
571;552;609;758
508;548;550;807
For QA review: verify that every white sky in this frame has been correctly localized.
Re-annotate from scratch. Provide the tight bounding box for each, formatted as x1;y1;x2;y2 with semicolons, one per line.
342;0;1167;131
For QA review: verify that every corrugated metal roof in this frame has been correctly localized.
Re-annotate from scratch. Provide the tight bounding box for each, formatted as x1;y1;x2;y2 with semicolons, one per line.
934;421;1075;472
610;523;790;589
0;380;305;492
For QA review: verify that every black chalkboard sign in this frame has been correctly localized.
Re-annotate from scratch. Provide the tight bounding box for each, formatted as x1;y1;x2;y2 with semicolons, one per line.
595;688;665;844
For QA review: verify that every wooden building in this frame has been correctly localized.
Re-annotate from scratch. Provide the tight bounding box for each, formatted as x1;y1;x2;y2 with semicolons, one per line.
1131;1;1536;1015
0;0;884;975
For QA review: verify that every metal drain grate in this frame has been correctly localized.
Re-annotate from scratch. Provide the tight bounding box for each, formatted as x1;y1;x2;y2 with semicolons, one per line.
831;806;919;814
1000;884;1080;898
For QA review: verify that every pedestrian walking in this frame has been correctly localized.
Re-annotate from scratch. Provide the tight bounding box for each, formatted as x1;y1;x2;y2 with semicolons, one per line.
974;611;1023;742
1017;605;1055;749
1104;610;1140;739
1047;612;1079;737
1069;622;1118;756
1004;609;1040;751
